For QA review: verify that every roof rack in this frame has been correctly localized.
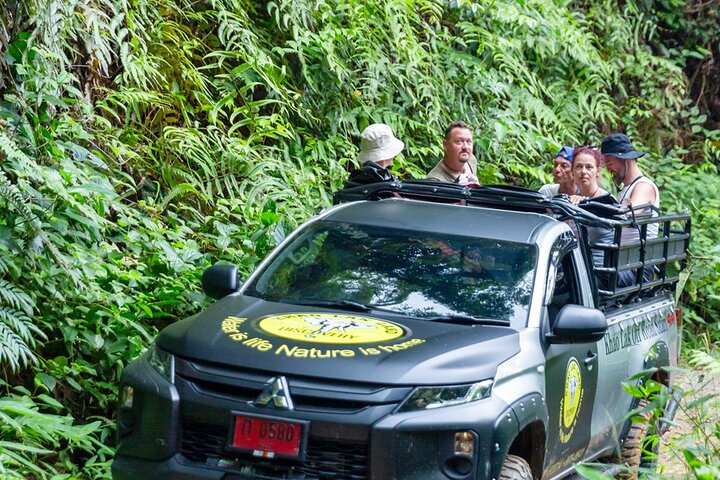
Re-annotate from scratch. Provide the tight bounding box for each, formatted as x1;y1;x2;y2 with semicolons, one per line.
334;180;691;308
335;179;625;225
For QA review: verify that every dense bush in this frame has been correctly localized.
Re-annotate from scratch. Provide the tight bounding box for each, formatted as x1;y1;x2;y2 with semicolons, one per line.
0;0;718;477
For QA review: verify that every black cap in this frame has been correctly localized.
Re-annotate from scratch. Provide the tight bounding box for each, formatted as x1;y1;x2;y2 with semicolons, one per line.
601;133;644;159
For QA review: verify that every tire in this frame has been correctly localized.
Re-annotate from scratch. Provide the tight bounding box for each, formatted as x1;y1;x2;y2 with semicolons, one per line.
617;399;659;479
499;454;533;480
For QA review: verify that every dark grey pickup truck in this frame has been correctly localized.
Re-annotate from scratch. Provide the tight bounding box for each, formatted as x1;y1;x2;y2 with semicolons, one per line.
111;182;690;480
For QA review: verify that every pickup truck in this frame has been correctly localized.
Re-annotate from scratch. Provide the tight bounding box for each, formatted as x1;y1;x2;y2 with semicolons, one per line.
111;181;690;480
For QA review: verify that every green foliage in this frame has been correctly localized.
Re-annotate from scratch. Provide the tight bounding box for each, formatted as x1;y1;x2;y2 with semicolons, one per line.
0;278;43;372
0;386;113;479
655;356;720;479
648;149;720;337
577;372;667;479
1;0;719;478
578;366;720;480
0;160;47;374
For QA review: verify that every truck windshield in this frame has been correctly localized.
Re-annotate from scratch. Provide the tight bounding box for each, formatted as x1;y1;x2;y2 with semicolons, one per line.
246;221;536;324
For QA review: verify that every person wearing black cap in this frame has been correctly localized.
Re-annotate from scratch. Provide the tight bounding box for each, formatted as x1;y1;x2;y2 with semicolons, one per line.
601;133;660;286
601;133;659;219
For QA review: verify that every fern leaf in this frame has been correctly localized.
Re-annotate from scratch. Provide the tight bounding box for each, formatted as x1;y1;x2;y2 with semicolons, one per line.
0;280;34;316
0;130;33;166
0;170;37;231
0;307;47;345
687;350;720;375
0;323;37;372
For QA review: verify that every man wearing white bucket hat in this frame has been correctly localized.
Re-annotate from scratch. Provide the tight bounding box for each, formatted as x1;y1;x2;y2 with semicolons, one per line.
344;123;404;188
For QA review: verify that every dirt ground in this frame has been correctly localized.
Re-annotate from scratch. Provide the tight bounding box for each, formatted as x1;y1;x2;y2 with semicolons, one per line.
657;368;720;478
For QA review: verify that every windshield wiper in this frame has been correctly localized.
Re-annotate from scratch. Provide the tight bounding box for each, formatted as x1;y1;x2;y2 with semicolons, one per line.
280;299;372;312
424;315;510;327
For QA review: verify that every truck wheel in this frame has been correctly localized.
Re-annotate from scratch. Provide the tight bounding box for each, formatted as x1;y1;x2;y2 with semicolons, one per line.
618;399;658;479
499;454;533;480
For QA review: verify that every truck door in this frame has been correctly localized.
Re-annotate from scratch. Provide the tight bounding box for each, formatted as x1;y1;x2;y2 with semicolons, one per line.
542;242;600;478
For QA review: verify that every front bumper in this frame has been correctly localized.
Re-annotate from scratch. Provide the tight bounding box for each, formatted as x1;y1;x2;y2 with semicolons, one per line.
112;454;225;480
112;355;518;480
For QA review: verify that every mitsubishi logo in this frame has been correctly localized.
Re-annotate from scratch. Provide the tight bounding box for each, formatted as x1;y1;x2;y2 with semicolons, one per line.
254;376;294;410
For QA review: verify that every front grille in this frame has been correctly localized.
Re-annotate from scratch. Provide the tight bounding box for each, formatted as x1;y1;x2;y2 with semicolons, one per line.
180;420;368;480
175;357;410;413
174;360;409;479
181;421;227;462
297;438;368;479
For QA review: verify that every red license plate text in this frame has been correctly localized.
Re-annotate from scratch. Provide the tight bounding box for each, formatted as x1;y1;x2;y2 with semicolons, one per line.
232;415;303;457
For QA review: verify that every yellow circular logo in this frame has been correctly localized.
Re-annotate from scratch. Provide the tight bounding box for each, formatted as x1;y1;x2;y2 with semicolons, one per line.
559;357;583;443
257;313;405;344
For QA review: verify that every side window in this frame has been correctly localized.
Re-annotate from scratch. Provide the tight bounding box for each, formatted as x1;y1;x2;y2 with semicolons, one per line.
553;254;579;306
545;235;580;324
255;230;329;295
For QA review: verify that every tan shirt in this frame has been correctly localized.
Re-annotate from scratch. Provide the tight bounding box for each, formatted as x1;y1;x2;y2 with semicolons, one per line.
427;156;478;183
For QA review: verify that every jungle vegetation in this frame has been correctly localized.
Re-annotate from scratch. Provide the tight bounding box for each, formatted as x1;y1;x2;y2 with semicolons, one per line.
0;0;718;478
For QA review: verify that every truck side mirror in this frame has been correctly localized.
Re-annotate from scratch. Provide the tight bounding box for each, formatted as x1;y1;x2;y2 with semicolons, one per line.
546;304;607;344
202;264;241;299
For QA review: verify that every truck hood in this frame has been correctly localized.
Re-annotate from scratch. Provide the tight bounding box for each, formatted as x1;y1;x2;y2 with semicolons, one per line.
157;295;520;385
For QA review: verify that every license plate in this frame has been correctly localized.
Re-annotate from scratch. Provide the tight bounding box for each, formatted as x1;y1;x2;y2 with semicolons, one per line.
230;414;306;458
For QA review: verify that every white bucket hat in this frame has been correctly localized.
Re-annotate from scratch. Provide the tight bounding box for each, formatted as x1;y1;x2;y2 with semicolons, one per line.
358;124;404;163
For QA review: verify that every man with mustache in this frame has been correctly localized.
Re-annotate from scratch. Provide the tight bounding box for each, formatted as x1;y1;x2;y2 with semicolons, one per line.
427;121;480;185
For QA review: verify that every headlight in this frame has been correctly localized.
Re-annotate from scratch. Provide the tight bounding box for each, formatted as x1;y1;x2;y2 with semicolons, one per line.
397;380;493;412
147;344;175;384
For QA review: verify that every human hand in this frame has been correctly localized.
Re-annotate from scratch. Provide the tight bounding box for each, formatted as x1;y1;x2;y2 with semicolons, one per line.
569;195;588;205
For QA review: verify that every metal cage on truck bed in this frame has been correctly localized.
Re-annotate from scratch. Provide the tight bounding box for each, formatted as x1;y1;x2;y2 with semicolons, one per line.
333;180;691;309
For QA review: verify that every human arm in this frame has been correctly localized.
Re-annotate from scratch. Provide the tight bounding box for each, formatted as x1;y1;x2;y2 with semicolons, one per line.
626;182;657;209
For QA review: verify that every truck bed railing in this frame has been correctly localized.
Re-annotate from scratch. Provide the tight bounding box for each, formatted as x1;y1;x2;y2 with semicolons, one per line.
333;180;691;308
583;210;690;306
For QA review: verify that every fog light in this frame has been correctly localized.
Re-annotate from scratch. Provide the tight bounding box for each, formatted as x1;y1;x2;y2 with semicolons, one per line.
120;386;134;409
454;431;475;455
